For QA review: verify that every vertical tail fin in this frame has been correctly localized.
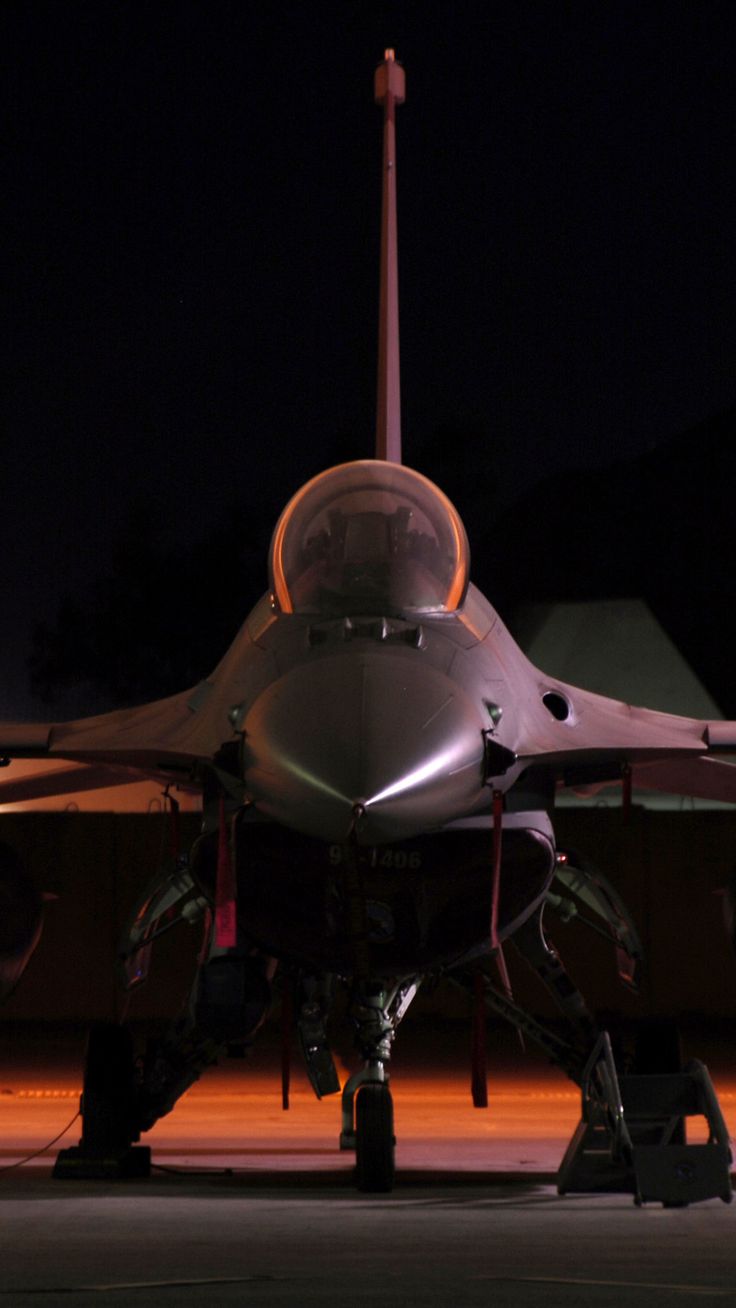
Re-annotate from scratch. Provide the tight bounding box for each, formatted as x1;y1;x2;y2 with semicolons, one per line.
374;49;405;464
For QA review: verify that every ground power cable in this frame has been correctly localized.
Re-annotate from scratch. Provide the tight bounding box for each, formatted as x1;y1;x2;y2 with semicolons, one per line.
0;1109;80;1173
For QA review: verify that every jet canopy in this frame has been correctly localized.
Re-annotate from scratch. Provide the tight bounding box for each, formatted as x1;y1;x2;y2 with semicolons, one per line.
270;460;470;618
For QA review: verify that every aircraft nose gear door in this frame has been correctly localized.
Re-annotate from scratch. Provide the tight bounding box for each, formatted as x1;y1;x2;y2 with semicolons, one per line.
295;974;341;1099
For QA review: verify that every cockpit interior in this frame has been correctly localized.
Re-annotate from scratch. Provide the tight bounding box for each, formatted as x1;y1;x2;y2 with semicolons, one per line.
269;460;470;618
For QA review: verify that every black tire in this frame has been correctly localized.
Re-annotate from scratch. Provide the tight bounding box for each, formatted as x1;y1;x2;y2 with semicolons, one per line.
81;1023;139;1152
355;1082;395;1193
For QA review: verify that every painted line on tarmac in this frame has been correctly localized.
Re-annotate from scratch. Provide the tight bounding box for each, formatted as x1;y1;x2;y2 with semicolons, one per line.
476;1276;733;1297
0;1276;287;1294
5;1274;728;1298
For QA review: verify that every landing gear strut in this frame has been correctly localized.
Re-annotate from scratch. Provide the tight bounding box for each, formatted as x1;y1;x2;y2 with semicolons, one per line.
53;1023;151;1179
339;978;417;1192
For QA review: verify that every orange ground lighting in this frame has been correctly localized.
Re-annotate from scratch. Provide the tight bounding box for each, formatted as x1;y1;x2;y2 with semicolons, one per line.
3;1044;735;1178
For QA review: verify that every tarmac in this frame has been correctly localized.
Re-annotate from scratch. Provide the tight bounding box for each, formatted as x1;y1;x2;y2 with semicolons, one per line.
1;1022;736;1306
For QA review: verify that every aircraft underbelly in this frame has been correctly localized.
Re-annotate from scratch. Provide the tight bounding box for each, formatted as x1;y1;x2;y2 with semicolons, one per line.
194;822;556;974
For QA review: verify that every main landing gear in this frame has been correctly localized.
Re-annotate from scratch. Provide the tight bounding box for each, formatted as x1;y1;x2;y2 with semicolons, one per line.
54;1023;151;1179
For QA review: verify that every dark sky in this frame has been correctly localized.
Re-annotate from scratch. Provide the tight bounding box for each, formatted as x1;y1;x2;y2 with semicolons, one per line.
4;2;736;715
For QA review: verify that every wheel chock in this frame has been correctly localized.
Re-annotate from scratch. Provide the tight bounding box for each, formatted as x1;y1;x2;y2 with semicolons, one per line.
52;1145;151;1179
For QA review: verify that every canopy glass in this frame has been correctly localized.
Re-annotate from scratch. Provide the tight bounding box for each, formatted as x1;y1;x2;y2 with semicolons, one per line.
269;460;470;617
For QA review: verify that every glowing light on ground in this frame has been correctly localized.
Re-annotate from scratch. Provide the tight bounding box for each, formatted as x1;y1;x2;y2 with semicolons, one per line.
3;1051;734;1173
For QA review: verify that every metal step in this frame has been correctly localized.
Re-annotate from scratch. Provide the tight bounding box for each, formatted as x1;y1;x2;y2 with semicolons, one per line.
557;1033;733;1206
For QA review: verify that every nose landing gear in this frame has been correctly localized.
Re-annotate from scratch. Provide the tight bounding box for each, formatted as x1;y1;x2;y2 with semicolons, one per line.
338;978;418;1192
355;1081;395;1191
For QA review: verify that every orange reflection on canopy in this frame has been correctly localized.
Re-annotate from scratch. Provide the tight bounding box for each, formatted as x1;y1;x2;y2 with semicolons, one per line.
270;461;469;618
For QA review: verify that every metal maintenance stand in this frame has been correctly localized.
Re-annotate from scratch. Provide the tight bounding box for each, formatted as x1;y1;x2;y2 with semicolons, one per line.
558;1032;733;1206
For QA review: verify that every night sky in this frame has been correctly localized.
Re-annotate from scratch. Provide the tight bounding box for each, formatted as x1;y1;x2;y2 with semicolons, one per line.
4;2;736;717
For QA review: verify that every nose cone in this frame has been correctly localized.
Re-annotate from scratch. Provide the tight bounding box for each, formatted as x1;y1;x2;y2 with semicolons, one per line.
242;651;485;843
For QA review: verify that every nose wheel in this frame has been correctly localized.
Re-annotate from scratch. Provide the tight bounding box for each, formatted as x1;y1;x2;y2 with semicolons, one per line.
338;978;419;1192
355;1081;395;1192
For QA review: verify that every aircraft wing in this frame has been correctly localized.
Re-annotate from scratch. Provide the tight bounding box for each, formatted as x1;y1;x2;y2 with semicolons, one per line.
0;763;156;807
0;678;238;806
630;755;736;804
514;674;736;804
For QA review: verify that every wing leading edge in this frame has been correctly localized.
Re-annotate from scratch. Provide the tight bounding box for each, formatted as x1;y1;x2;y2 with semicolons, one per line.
513;669;736;805
0;682;236;808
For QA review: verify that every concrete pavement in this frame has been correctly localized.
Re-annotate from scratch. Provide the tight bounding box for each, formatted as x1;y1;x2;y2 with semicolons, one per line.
1;1023;734;1306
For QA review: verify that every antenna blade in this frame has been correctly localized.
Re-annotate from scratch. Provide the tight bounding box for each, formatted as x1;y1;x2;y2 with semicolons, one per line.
374;49;405;464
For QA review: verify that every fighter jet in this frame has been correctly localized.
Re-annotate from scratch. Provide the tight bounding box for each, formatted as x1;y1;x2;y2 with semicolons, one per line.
2;51;736;1198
